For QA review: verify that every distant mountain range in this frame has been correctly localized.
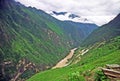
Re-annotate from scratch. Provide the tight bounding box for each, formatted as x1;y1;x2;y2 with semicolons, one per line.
48;11;93;24
51;11;80;19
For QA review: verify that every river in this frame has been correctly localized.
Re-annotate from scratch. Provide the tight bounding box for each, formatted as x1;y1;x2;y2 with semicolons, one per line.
52;48;77;69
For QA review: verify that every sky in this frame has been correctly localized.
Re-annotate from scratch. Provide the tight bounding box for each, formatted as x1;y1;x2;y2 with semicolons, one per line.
15;0;120;26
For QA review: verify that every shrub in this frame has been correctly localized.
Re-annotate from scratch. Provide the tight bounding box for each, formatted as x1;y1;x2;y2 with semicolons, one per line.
94;70;109;81
68;72;85;81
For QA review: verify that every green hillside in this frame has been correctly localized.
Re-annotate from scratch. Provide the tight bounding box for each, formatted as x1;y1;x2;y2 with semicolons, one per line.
0;0;69;80
27;36;120;81
0;0;68;65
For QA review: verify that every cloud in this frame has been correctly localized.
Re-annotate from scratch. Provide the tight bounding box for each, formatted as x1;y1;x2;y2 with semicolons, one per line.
15;0;120;26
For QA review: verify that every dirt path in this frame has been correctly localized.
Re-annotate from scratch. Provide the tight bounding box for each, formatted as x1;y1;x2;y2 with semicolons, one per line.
74;49;89;64
52;48;77;69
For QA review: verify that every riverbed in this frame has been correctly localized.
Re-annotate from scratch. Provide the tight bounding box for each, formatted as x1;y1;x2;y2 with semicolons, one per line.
52;48;77;69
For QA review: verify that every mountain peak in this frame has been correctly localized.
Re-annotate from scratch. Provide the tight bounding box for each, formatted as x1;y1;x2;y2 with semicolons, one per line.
52;11;67;15
48;11;93;24
68;14;80;19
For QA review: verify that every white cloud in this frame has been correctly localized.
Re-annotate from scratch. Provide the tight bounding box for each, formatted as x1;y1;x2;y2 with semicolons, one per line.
15;0;120;26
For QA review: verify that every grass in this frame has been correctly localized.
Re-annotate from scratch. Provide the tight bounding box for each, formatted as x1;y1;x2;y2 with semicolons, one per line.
27;36;120;81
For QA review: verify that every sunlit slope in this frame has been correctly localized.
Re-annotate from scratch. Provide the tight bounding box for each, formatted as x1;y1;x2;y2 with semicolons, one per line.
27;36;120;81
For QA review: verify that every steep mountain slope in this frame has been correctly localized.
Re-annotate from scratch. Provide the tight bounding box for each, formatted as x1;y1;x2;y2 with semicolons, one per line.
39;11;97;46
0;0;68;65
0;0;69;80
57;21;97;46
0;0;97;80
28;36;120;81
82;13;120;47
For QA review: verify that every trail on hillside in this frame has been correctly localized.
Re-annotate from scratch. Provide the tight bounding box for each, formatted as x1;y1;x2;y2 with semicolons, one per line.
52;48;77;69
73;49;89;64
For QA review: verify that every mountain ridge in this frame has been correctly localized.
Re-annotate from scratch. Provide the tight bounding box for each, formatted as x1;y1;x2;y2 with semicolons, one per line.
81;13;120;47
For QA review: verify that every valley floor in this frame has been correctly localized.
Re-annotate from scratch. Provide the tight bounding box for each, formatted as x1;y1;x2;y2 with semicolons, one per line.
52;48;77;69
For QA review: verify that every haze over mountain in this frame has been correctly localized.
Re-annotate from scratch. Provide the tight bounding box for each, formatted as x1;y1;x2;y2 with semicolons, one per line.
49;11;93;24
82;13;120;46
15;0;120;26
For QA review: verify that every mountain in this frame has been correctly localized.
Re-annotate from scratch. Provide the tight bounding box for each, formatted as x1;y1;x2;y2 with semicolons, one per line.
0;0;70;80
57;21;97;46
0;0;97;80
49;11;93;24
82;13;120;47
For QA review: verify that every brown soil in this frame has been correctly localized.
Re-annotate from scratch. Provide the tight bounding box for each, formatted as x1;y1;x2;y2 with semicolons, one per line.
52;48;77;69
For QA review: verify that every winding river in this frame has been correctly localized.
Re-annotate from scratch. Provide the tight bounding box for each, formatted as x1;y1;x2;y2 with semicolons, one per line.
52;48;77;69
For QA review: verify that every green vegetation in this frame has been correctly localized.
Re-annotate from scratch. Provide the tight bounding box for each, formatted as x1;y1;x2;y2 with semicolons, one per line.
0;0;69;80
0;0;97;80
0;2;68;65
94;70;109;81
28;36;120;81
